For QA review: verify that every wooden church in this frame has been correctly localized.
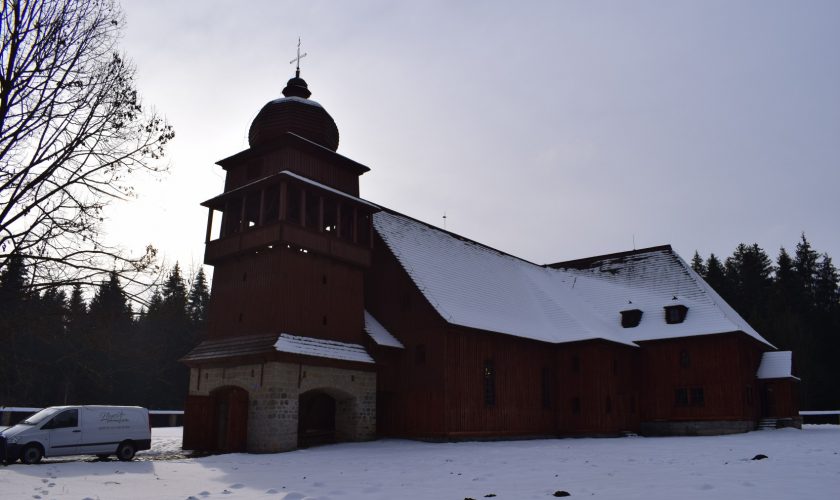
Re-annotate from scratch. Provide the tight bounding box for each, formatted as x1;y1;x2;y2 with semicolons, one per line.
181;68;800;453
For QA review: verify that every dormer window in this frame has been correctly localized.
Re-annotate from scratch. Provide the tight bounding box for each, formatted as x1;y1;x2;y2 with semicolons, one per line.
620;309;643;328
664;304;688;324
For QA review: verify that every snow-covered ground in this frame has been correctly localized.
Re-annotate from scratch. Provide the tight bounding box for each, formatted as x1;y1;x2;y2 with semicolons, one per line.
2;426;838;499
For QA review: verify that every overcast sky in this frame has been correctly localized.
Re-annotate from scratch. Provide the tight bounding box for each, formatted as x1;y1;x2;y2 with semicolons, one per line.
110;0;840;277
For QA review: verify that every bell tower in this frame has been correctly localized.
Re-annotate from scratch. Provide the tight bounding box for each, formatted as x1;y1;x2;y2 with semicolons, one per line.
200;70;378;344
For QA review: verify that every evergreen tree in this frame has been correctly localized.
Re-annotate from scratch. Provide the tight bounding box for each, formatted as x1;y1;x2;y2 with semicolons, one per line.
691;251;707;275
138;263;192;409
704;254;728;299
794;233;820;310
0;255;31;404
814;254;839;314
188;268;211;339
84;272;134;403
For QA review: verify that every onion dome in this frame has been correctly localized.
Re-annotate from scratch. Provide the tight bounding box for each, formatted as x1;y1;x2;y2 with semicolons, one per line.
248;74;339;151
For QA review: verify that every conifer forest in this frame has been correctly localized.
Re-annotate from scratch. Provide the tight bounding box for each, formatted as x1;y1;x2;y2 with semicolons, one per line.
0;233;838;411
0;262;209;410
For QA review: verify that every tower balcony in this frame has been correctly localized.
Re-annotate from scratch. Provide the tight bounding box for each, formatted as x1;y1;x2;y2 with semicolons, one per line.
202;171;379;267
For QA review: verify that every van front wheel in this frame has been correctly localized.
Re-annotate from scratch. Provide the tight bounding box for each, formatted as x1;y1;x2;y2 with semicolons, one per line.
116;441;136;461
21;445;43;465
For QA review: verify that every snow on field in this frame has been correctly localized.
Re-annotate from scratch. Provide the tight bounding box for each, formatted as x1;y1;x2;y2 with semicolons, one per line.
2;426;839;499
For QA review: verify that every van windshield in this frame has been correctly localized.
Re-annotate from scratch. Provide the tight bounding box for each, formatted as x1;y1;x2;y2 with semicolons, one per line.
20;407;60;425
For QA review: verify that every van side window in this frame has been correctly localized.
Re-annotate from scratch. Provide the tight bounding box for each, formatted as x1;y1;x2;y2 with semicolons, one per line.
44;409;78;429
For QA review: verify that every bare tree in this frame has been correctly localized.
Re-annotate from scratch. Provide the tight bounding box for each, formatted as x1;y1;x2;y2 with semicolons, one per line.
0;0;173;295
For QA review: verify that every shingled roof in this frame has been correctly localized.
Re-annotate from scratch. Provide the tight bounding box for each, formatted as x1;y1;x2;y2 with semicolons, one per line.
373;211;773;348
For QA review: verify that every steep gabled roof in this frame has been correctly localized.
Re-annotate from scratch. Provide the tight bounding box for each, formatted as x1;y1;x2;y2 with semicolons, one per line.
552;247;773;346
373;211;773;348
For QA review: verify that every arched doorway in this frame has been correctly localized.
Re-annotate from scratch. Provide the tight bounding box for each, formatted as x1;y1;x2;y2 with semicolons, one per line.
211;386;249;452
298;388;356;448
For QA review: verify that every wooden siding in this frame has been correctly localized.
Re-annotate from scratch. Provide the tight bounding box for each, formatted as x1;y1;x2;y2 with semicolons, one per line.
365;232;448;437
759;378;799;419
637;333;766;423
555;340;640;435
204;221;371;268
224;148;359;195
207;245;365;345
444;327;556;436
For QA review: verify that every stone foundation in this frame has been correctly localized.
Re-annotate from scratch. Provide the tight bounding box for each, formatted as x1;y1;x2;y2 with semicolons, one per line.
640;419;754;436
188;361;376;452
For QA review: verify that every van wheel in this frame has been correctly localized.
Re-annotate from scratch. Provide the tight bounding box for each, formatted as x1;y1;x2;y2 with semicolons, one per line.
116;441;136;461
21;444;43;465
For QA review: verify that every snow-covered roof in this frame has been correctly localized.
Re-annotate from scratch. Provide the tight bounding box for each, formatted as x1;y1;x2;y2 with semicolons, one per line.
268;96;324;108
364;311;404;348
274;333;374;364
757;351;798;380
373;211;773;348
279;171;380;209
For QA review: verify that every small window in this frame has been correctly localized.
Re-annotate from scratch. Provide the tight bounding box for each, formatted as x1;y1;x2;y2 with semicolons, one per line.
690;387;705;407
571;354;580;373
484;360;496;407
675;388;689;407
664;304;689;324
415;344;426;365
679;350;690;368
620;309;643;328
541;367;551;410
571;397;581;415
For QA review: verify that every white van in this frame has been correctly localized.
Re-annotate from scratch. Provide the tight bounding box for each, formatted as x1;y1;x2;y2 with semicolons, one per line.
0;406;151;464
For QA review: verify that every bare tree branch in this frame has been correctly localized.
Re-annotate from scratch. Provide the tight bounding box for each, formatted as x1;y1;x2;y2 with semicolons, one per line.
0;0;174;296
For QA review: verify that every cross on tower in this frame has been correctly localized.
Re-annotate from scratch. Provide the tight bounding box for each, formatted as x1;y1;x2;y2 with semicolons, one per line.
290;37;308;77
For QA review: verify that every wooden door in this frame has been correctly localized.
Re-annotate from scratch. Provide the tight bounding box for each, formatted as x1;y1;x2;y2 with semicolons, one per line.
183;395;215;451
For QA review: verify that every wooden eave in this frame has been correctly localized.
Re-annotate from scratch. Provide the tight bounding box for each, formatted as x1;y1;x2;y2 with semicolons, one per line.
215;131;370;176
201;170;380;211
547;244;674;270
180;334;377;372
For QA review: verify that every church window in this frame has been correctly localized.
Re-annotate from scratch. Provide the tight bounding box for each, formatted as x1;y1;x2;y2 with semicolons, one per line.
415;344;426;365
323;198;338;233
690;387;705;407
305;191;320;229
679;350;690;368
322;274;327;285
674;388;688;407
664;304;688;324
264;186;280;222
339;203;354;242
322;315;328;326
286;185;302;225
484;360;496;406
245;194;260;228
223;198;242;235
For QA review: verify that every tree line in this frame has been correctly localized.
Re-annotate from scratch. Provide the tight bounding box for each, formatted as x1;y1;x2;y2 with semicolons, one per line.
0;259;209;410
691;234;840;411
